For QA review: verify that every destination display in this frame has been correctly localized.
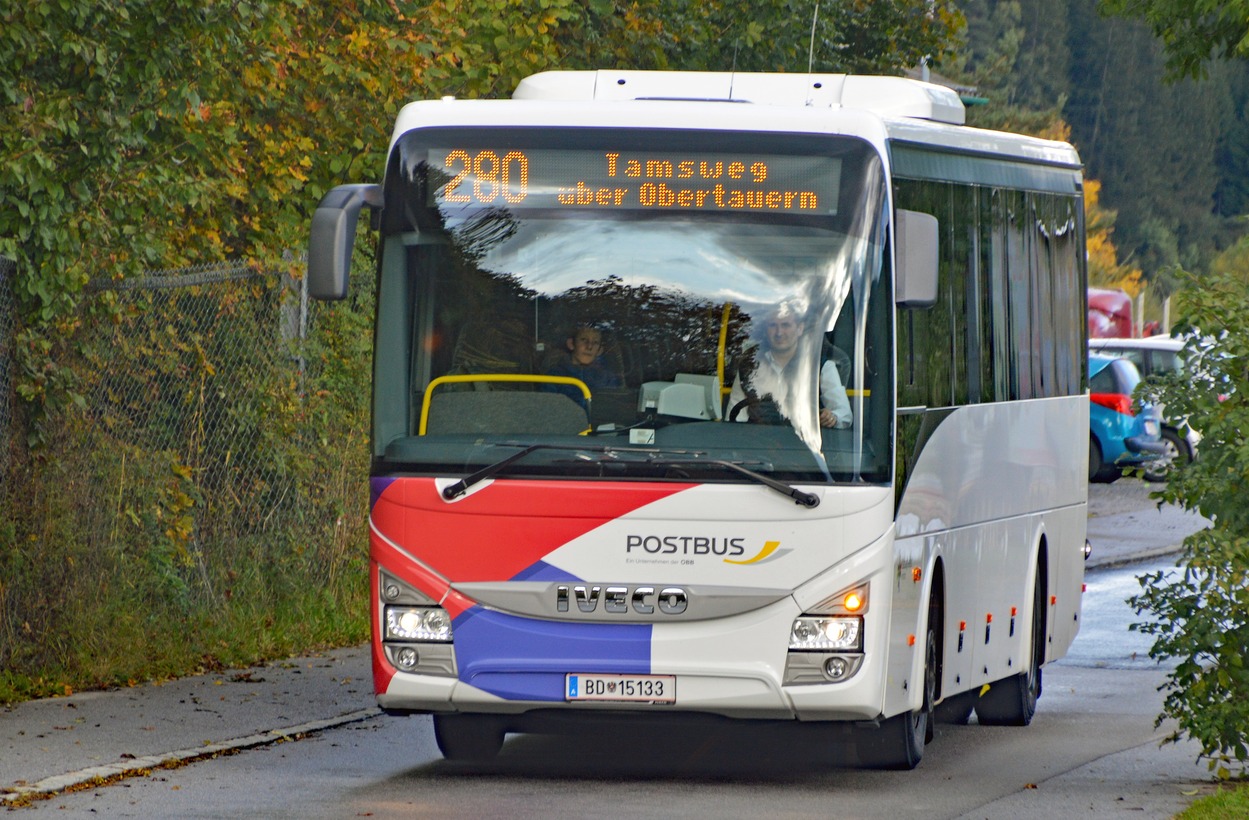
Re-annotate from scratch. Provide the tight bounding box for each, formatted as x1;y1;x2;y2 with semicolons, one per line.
427;148;841;215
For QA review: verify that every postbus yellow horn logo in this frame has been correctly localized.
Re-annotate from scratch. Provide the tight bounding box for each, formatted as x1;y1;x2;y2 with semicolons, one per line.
724;540;783;565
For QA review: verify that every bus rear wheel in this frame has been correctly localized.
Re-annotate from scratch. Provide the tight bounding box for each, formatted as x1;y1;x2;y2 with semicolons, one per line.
433;714;506;762
934;690;977;725
975;569;1044;726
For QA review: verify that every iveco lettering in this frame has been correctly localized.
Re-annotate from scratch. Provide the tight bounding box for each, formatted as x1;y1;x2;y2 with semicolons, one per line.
555;585;688;615
307;69;1089;770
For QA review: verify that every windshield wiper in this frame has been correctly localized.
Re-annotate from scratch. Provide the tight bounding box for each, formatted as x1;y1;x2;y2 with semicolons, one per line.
441;444;819;508
442;444;555;499
644;457;820;508
441;443;702;499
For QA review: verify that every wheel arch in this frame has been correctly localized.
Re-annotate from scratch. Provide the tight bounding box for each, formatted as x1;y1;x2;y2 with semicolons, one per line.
1028;531;1051;667
928;557;947;702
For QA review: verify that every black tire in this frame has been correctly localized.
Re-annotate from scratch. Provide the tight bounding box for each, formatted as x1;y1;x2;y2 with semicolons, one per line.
976;569;1045;727
1143;428;1190;483
1088;437;1117;483
856;605;937;769
934;690;977;725
856;704;926;770
975;669;1040;726
433;714;506;762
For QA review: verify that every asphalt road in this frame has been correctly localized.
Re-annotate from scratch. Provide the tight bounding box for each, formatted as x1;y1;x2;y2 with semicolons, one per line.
1084;477;1208;569
1;480;1215;817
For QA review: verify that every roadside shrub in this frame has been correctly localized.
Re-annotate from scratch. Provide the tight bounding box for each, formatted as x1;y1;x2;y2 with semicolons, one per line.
0;260;373;704
1129;263;1249;779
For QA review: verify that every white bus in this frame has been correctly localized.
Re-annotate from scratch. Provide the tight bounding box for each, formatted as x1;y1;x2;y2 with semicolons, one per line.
308;70;1089;769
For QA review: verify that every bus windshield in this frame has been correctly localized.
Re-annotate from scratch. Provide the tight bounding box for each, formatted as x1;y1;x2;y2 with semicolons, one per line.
371;128;893;485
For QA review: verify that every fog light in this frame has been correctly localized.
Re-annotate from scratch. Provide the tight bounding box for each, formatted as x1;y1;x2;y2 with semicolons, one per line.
395;647;419;670
824;657;849;680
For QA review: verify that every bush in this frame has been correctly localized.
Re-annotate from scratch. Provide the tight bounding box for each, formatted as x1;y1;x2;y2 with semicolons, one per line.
1129;262;1249;779
0;261;374;704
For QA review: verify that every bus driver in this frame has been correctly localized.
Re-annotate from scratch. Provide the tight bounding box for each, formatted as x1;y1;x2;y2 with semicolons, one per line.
728;301;852;428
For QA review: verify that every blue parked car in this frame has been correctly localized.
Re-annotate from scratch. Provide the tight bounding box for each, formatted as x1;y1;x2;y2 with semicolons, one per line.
1088;354;1166;482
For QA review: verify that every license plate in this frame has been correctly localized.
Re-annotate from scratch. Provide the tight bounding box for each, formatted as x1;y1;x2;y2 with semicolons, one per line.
565;673;676;703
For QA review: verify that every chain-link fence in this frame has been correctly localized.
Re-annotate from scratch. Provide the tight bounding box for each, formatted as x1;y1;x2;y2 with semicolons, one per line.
2;257;372;692
75;260;361;551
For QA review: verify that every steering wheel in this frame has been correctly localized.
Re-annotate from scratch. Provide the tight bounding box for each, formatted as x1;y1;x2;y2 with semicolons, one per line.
728;396;784;424
728;397;754;422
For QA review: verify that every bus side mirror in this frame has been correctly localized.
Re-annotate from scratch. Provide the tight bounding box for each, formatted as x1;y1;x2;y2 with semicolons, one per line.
307;184;383;300
895;209;939;308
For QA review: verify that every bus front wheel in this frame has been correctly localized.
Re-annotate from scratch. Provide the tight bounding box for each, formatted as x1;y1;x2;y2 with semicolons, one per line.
433;714;506;762
855;619;936;769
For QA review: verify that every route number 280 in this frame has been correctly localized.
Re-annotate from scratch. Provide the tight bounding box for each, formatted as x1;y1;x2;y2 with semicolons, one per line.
441;150;529;204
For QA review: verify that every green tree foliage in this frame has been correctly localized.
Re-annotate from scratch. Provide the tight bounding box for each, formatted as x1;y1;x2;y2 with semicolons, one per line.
952;0;1244;289
0;0;599;429
955;0;1068;119
1129;253;1249;778
654;0;964;75
1101;0;1249;80
952;0;1076;152
1065;9;1228;276
1213;66;1249;219
1;2;254;425
1085;179;1145;295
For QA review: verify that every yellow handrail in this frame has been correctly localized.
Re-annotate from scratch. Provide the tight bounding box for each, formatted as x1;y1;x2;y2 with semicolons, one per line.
717;302;732;408
418;374;592;435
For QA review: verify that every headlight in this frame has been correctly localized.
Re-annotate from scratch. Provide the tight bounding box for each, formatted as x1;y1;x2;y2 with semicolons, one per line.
789;616;862;651
385;606;453;642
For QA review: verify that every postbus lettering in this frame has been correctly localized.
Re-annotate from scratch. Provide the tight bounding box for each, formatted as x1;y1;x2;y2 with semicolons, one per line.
626;535;747;557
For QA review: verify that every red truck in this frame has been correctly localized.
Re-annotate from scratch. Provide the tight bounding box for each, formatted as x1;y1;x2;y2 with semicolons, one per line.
1088;287;1133;338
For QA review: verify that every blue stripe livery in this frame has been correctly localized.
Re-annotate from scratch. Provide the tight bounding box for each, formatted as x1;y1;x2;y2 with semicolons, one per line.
453;607;651;701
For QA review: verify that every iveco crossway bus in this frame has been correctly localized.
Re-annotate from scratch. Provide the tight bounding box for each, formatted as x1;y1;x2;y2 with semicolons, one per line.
307;70;1090;769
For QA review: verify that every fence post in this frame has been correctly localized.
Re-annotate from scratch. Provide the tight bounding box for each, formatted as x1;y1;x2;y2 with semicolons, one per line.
280;251;308;378
0;256;14;490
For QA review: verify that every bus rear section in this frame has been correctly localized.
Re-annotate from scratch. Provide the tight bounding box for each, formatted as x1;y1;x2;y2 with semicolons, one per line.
307;70;1089;769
